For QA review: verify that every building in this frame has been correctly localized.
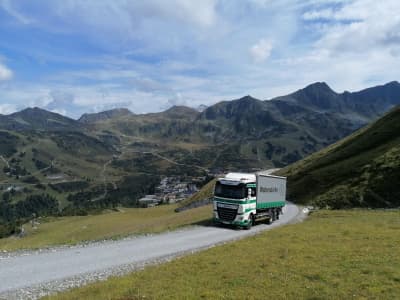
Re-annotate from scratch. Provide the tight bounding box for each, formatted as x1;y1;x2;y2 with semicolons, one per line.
138;195;160;208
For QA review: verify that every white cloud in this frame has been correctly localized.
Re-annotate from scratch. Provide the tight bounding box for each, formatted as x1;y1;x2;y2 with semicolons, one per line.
49;108;67;116
304;0;400;53
0;103;18;115
166;92;187;108
0;62;12;81
250;39;273;63
303;8;335;20
1;0;400;118
0;0;33;24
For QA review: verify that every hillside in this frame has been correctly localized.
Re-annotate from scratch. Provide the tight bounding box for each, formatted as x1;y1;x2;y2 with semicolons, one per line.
277;105;400;208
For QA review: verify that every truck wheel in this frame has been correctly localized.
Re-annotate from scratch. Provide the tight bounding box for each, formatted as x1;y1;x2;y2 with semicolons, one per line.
275;209;280;220
272;209;277;221
267;210;274;224
246;214;253;230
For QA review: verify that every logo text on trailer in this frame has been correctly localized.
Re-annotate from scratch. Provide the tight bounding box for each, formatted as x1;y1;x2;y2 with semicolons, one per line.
260;184;285;196
260;186;278;193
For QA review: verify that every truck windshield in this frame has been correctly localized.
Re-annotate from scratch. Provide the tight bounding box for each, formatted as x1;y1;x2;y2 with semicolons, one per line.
215;182;246;199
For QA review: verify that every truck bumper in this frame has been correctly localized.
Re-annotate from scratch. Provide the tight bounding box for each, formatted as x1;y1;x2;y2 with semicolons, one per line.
213;217;251;227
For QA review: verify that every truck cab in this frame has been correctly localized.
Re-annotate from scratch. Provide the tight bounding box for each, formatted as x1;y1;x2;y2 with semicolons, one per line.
213;173;257;228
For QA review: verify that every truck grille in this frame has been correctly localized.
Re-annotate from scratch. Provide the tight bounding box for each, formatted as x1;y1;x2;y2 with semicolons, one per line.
217;207;238;221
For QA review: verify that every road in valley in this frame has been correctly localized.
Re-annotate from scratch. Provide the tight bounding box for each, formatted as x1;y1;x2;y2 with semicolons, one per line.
0;202;304;299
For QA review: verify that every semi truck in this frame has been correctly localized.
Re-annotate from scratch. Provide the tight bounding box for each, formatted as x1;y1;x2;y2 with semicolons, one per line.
213;171;286;229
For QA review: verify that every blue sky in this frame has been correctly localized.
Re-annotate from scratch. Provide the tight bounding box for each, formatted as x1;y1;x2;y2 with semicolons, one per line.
0;0;399;118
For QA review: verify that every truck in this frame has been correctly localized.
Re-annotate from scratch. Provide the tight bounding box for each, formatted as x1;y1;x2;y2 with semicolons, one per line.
213;171;286;229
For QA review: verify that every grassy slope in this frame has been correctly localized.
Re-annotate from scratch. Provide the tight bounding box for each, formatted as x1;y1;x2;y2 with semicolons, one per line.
47;210;400;300
178;179;216;208
277;106;400;208
0;130;118;194
0;204;212;251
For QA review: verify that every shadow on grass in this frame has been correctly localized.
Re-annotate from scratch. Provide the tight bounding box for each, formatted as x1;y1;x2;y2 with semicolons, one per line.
191;218;214;227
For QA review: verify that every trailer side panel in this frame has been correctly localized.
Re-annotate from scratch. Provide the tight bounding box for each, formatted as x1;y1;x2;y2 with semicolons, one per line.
256;175;286;209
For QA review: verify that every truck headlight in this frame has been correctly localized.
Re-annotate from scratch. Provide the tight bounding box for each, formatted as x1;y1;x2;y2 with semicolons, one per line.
237;205;244;214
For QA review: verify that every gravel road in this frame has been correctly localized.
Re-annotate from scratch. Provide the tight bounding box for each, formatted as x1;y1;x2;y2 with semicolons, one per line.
0;202;304;299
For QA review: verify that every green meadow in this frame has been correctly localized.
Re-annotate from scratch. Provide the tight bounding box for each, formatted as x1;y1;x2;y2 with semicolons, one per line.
47;209;400;299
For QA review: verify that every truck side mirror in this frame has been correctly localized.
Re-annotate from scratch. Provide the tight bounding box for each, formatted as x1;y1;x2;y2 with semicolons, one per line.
248;188;252;198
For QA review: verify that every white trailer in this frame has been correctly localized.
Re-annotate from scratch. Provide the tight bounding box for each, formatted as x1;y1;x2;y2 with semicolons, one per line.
254;172;286;224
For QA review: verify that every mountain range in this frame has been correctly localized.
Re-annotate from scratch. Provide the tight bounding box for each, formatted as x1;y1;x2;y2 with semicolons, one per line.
1;81;400;168
0;81;399;233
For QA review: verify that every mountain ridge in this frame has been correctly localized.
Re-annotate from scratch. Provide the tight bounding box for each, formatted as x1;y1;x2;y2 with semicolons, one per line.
1;80;399;125
79;108;133;124
1;81;399;169
8;107;80;131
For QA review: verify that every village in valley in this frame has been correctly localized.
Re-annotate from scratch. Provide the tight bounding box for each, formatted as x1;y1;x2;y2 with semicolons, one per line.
138;176;206;207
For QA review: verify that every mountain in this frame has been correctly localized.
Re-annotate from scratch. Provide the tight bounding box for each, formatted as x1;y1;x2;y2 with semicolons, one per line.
162;105;199;119
277;81;400;123
196;104;208;112
282;82;342;110
8;107;80;131
277;105;400;208
79;108;133;124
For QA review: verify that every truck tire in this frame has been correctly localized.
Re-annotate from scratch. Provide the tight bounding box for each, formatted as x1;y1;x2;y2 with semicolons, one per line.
246;214;253;230
267;209;275;224
275;209;280;220
272;209;277;221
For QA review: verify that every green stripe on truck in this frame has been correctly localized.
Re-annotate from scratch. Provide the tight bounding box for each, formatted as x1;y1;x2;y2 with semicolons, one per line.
256;201;285;209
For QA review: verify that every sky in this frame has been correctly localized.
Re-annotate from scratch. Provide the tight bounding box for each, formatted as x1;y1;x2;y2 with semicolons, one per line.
0;0;399;118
